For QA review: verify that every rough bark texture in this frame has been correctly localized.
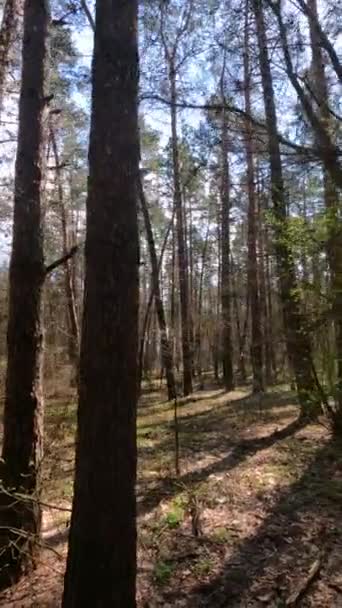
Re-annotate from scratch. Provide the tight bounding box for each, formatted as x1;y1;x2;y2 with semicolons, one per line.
307;0;342;427
0;0;22;115
195;222;209;377
139;177;176;401
170;62;193;396
220;107;234;391
258;188;274;384
0;0;48;588
62;1;139;606
253;0;318;416
243;10;264;392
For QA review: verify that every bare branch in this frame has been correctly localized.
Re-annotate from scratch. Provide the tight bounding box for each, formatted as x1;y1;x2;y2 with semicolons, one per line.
45;245;79;275
80;0;95;32
293;0;342;84
140;93;329;158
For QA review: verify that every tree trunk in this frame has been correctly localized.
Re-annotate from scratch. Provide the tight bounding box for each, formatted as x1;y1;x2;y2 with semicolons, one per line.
267;0;342;191
263;201;277;378
0;0;22;116
232;284;248;383
62;2;139;606
139;178;176;401
296;0;342;84
0;0;49;588
258;188;273;385
195;221;210;377
220;107;234;390
138;214;173;394
243;9;264;392
169;62;193;396
253;0;319;416
50;125;79;374
307;0;342;428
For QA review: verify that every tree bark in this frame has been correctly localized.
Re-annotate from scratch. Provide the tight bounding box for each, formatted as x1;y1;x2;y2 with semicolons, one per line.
253;0;319;416
169;61;193;395
232;278;248;383
50;125;79;374
296;0;342;85
220;106;234;390
243;8;264;392
258;187;273;384
195;221;210;377
0;0;49;588
62;2;139;606
139;178;176;401
307;0;342;427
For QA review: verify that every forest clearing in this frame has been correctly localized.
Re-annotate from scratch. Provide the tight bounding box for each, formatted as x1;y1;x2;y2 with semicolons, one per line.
1;372;342;607
0;0;341;605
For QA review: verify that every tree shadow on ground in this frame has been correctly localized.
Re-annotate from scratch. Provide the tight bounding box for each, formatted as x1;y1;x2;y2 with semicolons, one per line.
45;412;304;553
138;416;305;517
137;388;300;492
138;387;296;431
138;388;227;418
164;438;342;607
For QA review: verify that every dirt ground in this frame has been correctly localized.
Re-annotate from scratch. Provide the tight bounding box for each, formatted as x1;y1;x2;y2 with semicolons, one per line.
1;374;342;607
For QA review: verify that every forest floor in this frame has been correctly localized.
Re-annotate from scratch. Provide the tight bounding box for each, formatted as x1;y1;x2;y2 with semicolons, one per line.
1;370;342;607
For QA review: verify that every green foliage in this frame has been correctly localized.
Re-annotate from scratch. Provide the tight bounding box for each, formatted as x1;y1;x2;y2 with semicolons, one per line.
163;497;185;529
211;526;234;544
154;560;174;585
192;556;214;576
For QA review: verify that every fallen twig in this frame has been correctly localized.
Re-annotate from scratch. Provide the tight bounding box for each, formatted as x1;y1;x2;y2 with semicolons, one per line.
286;557;322;606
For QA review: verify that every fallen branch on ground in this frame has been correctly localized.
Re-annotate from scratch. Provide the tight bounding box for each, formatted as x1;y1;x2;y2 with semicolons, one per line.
286;556;322;606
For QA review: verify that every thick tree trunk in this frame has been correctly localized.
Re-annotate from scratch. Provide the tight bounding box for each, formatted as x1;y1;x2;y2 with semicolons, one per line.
50;125;79;374
62;2;139;606
231;256;248;383
139;178;176;401
220;107;234;390
0;0;49;588
263;205;277;378
253;0;319;416
214;213;222;381
0;0;22;116
258;190;273;385
307;0;342;426
170;220;178;371
232;283;248;383
195;221;210;377
169;63;193;396
243;10;264;392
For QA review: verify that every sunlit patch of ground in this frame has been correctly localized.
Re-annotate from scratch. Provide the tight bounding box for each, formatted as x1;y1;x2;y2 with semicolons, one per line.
0;375;341;607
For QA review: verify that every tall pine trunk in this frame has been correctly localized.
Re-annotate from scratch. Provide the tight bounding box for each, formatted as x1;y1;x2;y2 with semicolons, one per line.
50;125;79;374
220;107;234;390
169;62;193;396
243;7;264;392
62;1;139;606
253;0;318;416
307;0;342;428
258;187;273;384
139;177;176;401
0;0;49;588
